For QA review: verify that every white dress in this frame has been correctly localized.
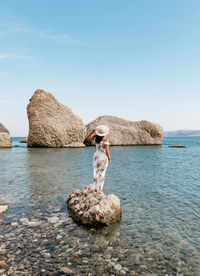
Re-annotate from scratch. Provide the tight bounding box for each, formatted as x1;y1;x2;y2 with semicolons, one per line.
92;140;110;191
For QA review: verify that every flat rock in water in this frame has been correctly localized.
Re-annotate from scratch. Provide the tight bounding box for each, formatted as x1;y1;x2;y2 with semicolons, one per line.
168;145;186;148
66;184;122;227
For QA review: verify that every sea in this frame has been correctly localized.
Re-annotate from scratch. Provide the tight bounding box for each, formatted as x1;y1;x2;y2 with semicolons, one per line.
0;137;200;275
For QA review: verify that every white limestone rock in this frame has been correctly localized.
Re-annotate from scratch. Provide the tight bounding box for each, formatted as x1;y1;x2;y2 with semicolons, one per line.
66;184;122;227
85;115;164;146
27;89;86;147
0;123;11;148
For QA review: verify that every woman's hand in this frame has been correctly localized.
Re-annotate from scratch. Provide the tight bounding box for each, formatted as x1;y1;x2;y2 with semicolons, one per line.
108;159;111;165
86;128;97;141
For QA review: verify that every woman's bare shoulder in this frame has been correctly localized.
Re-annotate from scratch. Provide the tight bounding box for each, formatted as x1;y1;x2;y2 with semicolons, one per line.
102;137;110;146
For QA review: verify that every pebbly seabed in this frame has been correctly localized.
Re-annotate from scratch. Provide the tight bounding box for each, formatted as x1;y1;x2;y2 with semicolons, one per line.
0;207;194;275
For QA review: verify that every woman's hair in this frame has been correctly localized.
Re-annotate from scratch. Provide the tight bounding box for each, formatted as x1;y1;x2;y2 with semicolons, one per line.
94;135;104;144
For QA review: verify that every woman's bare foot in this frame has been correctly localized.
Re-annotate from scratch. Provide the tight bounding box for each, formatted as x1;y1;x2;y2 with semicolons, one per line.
99;190;104;194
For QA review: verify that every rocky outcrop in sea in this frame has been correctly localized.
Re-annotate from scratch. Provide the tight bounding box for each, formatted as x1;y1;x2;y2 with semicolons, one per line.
168;145;186;148
67;184;122;227
27;89;86;147
85;115;164;146
0;123;11;148
20;138;27;143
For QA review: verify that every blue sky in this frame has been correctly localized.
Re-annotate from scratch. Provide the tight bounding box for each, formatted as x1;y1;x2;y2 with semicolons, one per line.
0;0;200;136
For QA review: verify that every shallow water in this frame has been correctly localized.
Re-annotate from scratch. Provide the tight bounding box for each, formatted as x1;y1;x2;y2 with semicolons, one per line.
0;137;200;275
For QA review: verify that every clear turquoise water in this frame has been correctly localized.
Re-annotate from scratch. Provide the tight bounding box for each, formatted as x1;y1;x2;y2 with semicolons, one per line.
1;137;200;274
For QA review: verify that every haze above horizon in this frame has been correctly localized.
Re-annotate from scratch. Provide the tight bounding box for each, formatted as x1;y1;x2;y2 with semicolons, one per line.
0;0;200;136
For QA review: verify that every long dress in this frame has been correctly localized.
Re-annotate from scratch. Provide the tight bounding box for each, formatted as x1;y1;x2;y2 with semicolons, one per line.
92;140;110;191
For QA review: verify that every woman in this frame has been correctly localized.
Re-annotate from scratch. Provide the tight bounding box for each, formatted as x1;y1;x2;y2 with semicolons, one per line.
86;125;111;194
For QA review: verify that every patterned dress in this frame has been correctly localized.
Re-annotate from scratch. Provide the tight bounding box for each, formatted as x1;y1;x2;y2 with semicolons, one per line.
92;140;110;191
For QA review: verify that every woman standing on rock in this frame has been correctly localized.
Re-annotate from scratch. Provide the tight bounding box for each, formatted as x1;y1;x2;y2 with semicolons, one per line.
86;125;111;194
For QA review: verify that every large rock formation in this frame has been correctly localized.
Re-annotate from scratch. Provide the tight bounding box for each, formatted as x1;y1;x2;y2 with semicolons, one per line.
67;184;122;227
0;123;11;148
85;116;163;146
27;90;86;147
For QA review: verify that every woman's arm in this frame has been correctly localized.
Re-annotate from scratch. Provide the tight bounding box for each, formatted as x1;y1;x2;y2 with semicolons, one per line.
105;146;111;165
86;128;97;141
103;138;111;165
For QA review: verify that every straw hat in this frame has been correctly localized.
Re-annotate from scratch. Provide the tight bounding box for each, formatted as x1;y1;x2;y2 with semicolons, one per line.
95;125;109;136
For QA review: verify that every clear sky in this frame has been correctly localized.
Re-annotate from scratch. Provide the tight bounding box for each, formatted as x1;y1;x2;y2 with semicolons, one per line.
0;0;200;136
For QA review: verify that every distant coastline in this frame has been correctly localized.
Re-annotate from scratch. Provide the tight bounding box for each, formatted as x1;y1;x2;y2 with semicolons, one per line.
165;130;200;137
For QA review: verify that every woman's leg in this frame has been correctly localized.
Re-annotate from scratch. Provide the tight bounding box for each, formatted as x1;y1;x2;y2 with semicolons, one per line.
94;170;101;192
99;173;105;192
92;166;98;192
98;165;108;193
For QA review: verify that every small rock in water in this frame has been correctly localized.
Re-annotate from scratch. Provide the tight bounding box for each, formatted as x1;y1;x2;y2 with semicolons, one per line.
44;253;51;258
48;216;59;223
26;220;41;227
113;263;122;271
66;184;122;227
20;218;28;223
130;272;137;276
0;270;6;275
0;205;8;215
168;144;186;148
60;266;74;274
0;261;7;267
11;222;18;227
